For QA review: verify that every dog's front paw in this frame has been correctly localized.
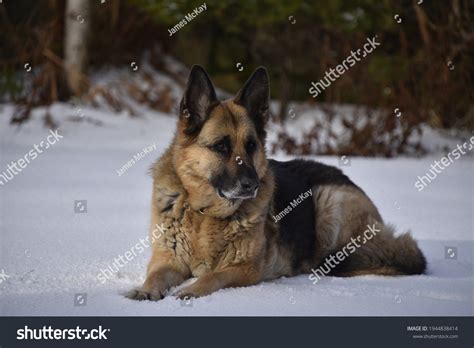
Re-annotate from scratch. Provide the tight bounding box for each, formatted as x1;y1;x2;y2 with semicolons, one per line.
125;288;164;301
175;284;211;300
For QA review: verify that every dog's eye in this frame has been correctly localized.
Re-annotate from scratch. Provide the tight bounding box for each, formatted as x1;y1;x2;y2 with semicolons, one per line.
212;138;230;154
246;139;257;154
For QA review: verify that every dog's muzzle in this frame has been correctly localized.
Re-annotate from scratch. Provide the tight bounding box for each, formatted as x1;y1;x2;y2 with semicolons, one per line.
217;178;259;200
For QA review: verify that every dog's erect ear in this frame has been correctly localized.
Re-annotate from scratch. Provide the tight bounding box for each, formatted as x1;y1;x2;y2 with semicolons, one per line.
235;67;270;136
180;65;218;135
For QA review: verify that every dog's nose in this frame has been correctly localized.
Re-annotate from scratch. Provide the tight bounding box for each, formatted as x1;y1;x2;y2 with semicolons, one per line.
240;177;259;194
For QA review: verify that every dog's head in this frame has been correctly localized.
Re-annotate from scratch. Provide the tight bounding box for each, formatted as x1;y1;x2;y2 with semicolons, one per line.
173;65;270;204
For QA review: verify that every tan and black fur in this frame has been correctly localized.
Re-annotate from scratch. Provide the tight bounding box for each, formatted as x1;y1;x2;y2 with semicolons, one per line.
127;65;426;301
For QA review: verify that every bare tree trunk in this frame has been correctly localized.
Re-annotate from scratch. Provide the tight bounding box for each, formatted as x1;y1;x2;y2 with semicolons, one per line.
64;0;90;96
413;0;431;48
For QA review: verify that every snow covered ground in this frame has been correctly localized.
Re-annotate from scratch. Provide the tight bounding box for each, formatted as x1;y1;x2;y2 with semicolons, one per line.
0;102;472;316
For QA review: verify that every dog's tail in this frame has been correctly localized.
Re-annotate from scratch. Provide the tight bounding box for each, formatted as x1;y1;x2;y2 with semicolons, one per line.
388;229;427;275
330;224;427;277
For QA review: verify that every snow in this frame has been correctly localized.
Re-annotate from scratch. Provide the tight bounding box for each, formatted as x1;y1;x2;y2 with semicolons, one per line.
0;101;472;316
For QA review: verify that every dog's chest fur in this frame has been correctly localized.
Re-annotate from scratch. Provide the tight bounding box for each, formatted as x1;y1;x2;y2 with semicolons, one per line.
158;193;263;277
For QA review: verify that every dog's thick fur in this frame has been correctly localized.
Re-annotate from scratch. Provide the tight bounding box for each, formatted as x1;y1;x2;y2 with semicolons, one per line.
127;66;426;301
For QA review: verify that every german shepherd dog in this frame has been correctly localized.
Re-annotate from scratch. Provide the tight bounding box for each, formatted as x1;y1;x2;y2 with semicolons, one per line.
127;66;426;301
